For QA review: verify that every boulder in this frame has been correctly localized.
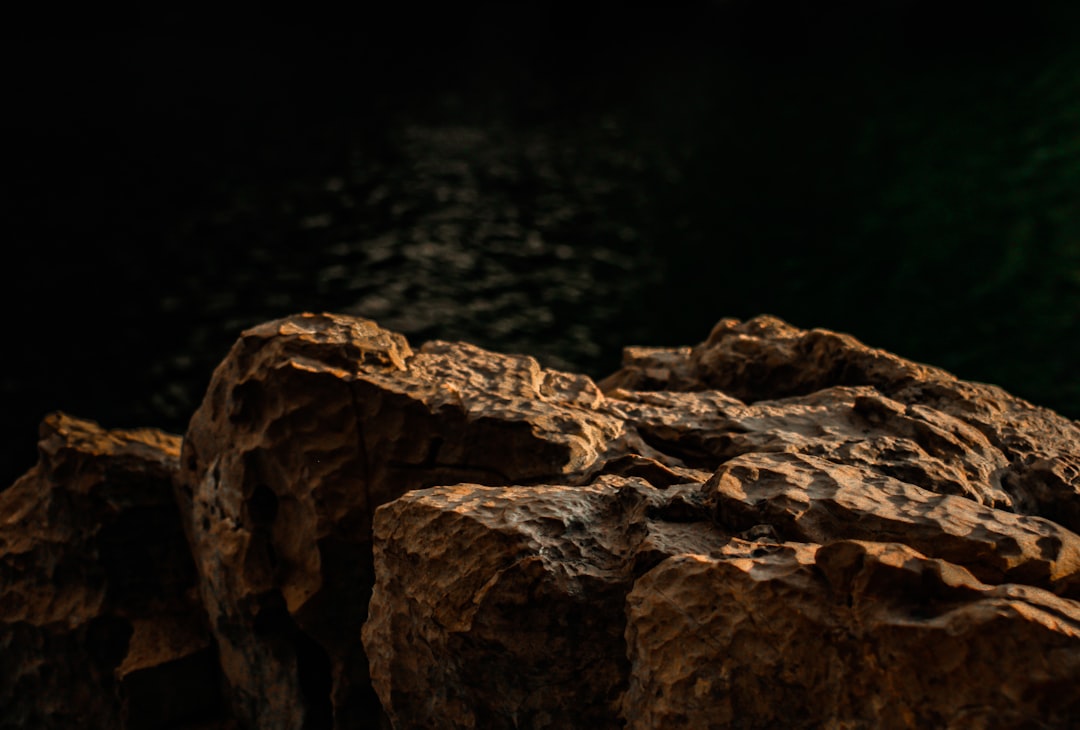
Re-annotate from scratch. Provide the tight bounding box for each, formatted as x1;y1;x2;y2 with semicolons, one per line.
177;313;634;729
624;541;1080;729
601;315;1080;531
6;312;1080;729
0;413;231;729
361;477;716;729
366;314;1080;729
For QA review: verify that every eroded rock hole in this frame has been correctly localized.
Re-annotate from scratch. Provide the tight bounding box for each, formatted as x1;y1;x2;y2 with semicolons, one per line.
124;646;226;729
636;428;718;470
228;380;263;424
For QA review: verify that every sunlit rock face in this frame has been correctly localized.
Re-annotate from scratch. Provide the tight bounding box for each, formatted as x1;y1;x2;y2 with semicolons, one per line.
177;313;639;729
362;477;718;730
602;315;1080;532
5;313;1080;729
622;541;1080;730
0;414;230;730
365;314;1080;730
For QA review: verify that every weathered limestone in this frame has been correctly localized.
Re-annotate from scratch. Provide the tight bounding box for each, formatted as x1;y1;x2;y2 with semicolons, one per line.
6;312;1080;729
177;313;632;729
623;541;1080;729
362;478;716;730
366;314;1080;729
0;413;230;729
601;315;1080;531
601;386;1014;507
704;450;1080;598
364;475;1080;729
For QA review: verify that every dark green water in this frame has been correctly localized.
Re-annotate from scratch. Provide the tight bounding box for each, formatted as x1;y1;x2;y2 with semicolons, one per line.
3;4;1079;486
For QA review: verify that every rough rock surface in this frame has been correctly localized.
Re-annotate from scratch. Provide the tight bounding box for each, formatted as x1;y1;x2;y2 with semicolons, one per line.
177;313;636;729
6;313;1080;729
362;478;716;729
705;450;1080;598
366;314;1080;729
600;315;1080;532
623;541;1080;729
0;413;231;729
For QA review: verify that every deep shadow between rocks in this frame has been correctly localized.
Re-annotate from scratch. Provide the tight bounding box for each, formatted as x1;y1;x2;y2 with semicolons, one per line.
252;591;334;730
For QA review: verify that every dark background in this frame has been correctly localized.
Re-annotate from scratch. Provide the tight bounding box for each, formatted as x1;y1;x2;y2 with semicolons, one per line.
4;1;1080;488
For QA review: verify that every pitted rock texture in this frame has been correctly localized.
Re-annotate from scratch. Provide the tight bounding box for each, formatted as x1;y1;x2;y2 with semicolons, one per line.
705;451;1080;598
600;315;1080;532
363;481;1080;729
623;541;1080;729
364;314;1080;729
0;413;230;729
362;478;716;730
602;385;1014;507
11;312;1080;729
178;313;636;730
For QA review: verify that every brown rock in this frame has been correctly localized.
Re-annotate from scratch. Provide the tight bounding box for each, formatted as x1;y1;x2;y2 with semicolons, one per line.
602;314;1080;531
363;314;1080;729
596;345;698;392
624;541;1080;729
602;385;1013;508
13;312;1068;727
704;450;1080;598
178;313;632;729
0;413;229;729
362;478;719;730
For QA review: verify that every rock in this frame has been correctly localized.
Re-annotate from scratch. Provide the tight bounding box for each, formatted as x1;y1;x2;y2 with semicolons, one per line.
624;541;1080;729
365;477;1080;729
0;413;231;729
602;315;1080;532
361;477;718;730
365;314;1080;729
8;312;1080;729
601;385;1013;507
704;450;1080;598
177;313;632;729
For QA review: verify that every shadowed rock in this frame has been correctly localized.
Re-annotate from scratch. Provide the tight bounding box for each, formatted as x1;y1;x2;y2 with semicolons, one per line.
0;413;231;729
362;477;716;730
178;313;633;729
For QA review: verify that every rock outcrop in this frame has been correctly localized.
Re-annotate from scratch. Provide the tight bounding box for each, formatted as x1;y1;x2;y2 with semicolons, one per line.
4;312;1080;729
362;478;715;730
623;541;1080;729
0;413;232;729
601;315;1080;531
364;315;1080;729
177;314;633;729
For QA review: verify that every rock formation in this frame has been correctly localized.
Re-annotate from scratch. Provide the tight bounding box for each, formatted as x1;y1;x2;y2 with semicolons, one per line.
4;312;1080;729
177;314;635;729
364;314;1080;729
0;413;232;729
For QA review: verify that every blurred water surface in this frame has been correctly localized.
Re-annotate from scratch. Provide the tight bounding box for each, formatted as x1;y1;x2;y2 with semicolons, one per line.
3;4;1080;485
